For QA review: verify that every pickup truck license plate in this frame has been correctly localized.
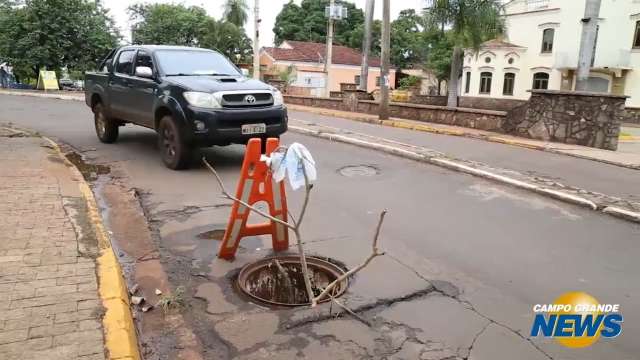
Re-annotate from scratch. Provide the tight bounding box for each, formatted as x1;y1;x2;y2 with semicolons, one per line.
241;123;266;135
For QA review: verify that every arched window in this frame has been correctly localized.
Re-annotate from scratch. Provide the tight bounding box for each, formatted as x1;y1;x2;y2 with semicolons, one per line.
532;72;549;90
503;73;516;95
634;21;640;49
479;72;492;94
541;28;554;53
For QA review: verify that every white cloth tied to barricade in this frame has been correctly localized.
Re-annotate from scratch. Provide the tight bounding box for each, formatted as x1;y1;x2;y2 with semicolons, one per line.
260;143;317;190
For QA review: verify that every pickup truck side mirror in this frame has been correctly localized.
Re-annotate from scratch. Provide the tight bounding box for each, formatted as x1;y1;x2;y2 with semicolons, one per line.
135;66;153;79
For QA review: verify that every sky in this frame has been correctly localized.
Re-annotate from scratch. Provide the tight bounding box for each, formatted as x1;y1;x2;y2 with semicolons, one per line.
102;0;427;47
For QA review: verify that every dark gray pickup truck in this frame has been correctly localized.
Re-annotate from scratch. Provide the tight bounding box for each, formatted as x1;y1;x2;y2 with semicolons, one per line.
85;45;288;170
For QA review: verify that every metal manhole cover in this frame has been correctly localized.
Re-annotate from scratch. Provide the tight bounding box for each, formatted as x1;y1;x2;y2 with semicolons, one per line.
338;165;380;177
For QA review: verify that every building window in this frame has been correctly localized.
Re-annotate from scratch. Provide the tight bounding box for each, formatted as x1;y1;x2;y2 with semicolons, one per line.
541;28;554;53
464;72;471;94
634;21;640;48
508;58;514;65
376;76;381;86
304;77;312;85
532;72;549;90
503;73;515;95
354;75;361;85
479;72;492;94
484;57;491;64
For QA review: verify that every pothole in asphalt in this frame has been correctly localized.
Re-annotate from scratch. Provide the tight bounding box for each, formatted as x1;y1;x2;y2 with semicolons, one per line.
197;229;226;241
236;255;348;307
65;151;110;181
338;164;380;177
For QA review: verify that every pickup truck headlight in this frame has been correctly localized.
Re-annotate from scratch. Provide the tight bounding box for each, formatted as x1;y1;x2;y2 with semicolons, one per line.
183;92;222;109
272;90;284;106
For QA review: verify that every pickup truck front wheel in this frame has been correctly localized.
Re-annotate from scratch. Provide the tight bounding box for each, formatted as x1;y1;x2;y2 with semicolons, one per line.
158;115;191;170
93;102;119;143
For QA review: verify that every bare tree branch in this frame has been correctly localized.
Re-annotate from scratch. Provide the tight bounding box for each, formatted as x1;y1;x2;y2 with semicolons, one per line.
202;157;294;230
311;210;387;307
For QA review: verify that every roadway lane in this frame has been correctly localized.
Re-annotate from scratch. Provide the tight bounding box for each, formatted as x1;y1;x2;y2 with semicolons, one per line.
289;109;640;202
1;94;639;359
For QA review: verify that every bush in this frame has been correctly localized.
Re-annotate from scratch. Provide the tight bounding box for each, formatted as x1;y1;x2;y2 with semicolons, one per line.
398;75;421;90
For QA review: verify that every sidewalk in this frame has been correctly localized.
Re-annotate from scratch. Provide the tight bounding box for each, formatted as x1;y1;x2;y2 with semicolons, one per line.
0;128;105;360
287;104;640;169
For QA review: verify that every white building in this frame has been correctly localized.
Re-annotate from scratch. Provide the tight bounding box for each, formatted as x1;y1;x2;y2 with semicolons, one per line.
462;0;640;107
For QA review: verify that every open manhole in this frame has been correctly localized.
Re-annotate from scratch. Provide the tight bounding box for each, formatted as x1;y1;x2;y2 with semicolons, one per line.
237;256;348;307
338;165;380;177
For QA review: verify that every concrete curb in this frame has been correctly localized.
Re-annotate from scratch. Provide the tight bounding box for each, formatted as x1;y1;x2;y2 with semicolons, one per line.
287;104;640;170
0;90;84;101
45;137;141;360
290;125;639;223
2;126;141;360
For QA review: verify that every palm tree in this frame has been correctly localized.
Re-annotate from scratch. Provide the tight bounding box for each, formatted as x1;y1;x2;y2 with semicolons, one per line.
223;0;249;27
425;0;505;107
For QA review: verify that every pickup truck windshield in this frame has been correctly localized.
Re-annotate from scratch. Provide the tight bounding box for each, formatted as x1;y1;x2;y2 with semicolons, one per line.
156;50;241;76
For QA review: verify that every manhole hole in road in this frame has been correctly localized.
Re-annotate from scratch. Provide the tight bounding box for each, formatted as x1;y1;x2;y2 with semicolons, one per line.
237;256;348;307
338;165;380;177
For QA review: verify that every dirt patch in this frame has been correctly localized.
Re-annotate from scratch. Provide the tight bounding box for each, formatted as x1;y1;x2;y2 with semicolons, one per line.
197;229;225;241
65;151;110;181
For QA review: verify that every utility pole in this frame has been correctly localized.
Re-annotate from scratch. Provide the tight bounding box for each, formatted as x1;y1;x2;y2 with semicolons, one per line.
575;0;601;91
379;0;390;120
324;0;335;97
253;0;261;80
359;0;375;92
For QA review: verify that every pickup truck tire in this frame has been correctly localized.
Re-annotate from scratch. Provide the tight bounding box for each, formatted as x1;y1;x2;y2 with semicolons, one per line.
158;115;191;170
93;102;119;143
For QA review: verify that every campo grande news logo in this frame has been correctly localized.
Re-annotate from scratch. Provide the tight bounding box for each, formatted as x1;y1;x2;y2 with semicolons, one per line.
530;292;623;348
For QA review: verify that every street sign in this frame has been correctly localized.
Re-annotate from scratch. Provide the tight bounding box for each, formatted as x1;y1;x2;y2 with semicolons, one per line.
325;4;347;20
37;70;59;90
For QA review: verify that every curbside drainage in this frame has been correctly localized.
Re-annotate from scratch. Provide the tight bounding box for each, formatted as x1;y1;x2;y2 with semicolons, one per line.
290;124;640;224
2;125;141;360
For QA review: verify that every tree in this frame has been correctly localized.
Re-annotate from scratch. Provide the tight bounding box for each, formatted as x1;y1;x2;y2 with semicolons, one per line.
223;0;249;27
200;19;253;64
425;0;505;107
273;0;364;47
0;0;119;81
129;3;208;46
424;30;454;94
390;9;428;70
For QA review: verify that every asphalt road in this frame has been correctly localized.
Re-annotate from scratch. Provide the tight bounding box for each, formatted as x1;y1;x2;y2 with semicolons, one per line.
1;94;639;359
289;110;640;201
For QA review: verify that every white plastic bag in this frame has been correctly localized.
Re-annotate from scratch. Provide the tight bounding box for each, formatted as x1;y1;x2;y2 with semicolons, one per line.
260;143;316;190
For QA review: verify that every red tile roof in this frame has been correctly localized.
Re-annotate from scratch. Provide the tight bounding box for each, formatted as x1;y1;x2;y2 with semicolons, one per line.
262;40;382;67
481;39;526;49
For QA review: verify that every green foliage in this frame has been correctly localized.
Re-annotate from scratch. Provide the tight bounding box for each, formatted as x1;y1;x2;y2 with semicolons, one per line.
223;0;249;27
129;4;208;46
278;65;297;85
424;31;454;82
200;19;253;63
398;75;421;90
129;3;253;64
346;19;382;57
390;9;429;70
0;0;120;80
424;0;505;51
273;0;364;48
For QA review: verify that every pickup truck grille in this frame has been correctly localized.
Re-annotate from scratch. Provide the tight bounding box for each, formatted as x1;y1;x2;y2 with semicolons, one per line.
221;92;273;108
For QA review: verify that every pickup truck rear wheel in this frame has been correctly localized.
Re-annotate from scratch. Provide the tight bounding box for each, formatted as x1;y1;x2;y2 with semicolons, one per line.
158;115;190;170
93;102;118;143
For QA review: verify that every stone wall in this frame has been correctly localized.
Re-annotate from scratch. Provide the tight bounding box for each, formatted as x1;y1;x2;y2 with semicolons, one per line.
284;95;506;132
408;95;447;106
503;90;625;150
622;107;640;125
459;96;527;111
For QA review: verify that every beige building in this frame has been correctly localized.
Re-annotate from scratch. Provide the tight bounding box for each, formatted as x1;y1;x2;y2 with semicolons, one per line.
260;40;396;97
462;0;640;107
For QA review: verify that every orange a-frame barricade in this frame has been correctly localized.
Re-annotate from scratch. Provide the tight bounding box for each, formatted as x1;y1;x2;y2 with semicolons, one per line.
218;138;289;260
